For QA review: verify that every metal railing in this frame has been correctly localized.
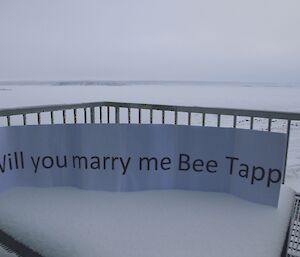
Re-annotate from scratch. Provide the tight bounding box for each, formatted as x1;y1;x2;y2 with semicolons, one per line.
1;101;300;184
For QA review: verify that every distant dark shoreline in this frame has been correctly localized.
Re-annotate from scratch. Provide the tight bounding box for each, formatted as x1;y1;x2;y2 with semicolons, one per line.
0;80;297;88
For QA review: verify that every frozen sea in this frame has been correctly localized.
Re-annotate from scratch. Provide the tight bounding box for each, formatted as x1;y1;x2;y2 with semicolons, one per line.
0;81;300;192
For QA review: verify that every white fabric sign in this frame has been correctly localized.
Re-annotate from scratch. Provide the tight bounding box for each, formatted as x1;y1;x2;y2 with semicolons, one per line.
0;124;286;207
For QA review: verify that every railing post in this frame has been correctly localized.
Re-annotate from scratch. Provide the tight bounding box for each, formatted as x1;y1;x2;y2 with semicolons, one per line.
84;108;87;123
283;120;291;184
90;107;95;124
99;106;102;123
37;112;41;125
267;118;272;131
250;117;254;130
62;110;66;124
150;108;153;124
217;114;221;127
74;109;77;124
128;108;131;124
115;107;120;124
50;111;54;124
138;108;142;124
23;114;26;125
107;106;110;123
233;115;237;128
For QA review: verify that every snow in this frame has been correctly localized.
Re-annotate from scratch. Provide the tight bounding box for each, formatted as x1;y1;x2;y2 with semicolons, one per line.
1;84;300;112
0;186;295;257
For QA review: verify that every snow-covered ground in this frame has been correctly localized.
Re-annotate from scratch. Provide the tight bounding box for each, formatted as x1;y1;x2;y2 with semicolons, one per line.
1;84;300;192
1;84;300;112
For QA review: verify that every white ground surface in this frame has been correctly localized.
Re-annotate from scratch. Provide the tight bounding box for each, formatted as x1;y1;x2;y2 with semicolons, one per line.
1;84;300;191
1;84;300;111
0;186;295;257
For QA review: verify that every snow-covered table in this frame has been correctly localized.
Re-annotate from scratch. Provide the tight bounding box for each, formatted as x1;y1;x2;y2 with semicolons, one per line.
0;186;295;257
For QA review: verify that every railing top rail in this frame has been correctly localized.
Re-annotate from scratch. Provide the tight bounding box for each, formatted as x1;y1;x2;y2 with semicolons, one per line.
1;101;300;120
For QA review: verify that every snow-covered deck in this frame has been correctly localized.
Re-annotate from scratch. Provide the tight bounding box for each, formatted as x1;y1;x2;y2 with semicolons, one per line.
0;186;295;257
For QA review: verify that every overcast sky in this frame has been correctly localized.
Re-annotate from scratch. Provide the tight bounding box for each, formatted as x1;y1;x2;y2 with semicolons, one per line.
0;0;299;83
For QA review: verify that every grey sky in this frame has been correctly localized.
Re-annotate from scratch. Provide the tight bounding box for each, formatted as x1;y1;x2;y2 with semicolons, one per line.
0;0;299;83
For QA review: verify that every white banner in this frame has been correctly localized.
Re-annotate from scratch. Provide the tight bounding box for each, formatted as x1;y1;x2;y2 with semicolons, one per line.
0;124;286;207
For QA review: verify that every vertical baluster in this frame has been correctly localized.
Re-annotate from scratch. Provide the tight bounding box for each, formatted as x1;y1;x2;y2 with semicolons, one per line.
174;111;178;125
7;116;10;126
99;106;102;123
128;108;131;124
282;120;291;184
90;107;95;124
250;117;254;130
267;118;272;131
84;108;87;124
115;107;119;123
62;110;66;124
202;113;205;126
74;109;77;124
233;115;237;128
50;111;54;124
107;106;110;123
188;112;191;125
150;108;153;124
162;110;165;124
23;114;26;125
217;114;221;127
138;108;142;124
37;112;41;125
